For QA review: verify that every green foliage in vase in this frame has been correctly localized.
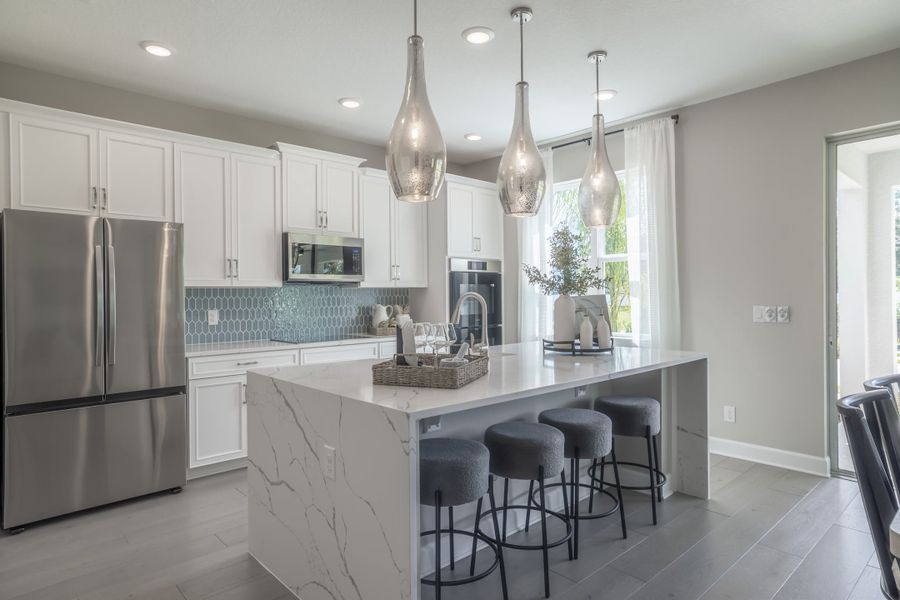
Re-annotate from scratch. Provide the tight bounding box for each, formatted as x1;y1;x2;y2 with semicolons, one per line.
523;228;608;296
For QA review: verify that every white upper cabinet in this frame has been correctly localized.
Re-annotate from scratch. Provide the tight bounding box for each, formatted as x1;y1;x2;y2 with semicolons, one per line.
175;144;231;287
446;179;503;260
359;169;427;288
10;114;98;215
100;130;173;221
232;153;282;287
276;142;364;237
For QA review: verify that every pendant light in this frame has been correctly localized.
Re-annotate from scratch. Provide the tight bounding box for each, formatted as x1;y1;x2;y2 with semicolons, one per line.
386;0;447;203
578;50;621;228
496;7;546;217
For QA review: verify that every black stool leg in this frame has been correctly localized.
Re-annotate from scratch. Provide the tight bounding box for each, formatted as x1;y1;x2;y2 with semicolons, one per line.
611;440;627;539
502;478;509;543
524;480;534;532
645;426;657;525
537;466;550;599
652;434;663;503
469;496;483;576
572;451;581;560
448;505;455;570
588;458;598;512
434;490;442;600
560;468;573;561
487;476;510;600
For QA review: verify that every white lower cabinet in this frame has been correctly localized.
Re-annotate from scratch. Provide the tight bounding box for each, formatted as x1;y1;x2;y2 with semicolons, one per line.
189;374;247;469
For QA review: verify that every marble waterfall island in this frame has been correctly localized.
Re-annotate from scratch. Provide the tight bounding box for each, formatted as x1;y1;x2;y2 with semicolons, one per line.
246;341;708;600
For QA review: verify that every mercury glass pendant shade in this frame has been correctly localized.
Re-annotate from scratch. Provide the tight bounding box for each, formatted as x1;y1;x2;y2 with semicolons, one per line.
497;81;546;217
578;113;621;227
386;35;446;203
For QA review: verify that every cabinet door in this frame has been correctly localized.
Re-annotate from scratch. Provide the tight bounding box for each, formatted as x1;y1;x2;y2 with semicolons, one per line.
189;375;247;468
283;154;321;232
446;184;475;257
100;130;173;221
175;144;232;287
473;188;503;259
10;114;98;215
232;153;282;287
300;343;380;365
323;161;357;236
359;173;394;287
395;198;428;287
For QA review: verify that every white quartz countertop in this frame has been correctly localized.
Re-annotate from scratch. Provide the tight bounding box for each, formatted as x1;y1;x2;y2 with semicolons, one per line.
251;341;707;418
185;335;395;358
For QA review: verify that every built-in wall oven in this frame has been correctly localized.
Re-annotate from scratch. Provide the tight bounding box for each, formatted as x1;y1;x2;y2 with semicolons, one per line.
448;258;502;346
283;233;364;283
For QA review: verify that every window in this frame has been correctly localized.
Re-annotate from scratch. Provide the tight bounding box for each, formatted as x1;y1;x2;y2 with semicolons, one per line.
550;173;631;335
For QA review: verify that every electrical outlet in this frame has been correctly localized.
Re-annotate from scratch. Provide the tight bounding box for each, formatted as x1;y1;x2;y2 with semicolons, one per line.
763;306;777;323
322;444;336;480
419;416;441;434
574;386;588;398
207;309;219;326
724;405;736;423
777;306;790;323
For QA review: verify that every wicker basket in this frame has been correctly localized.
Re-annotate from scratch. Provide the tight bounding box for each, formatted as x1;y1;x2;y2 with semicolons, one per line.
368;325;397;337
372;353;489;389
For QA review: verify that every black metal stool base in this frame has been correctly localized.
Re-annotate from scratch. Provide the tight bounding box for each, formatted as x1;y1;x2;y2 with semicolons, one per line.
589;460;668;492
531;481;620;521
419;527;501;588
478;503;573;551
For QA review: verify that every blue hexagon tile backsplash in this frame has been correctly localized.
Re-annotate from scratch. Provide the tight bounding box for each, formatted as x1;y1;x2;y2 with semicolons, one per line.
184;286;409;345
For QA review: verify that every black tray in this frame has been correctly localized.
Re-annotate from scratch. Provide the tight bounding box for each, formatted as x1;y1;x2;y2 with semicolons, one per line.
542;338;614;356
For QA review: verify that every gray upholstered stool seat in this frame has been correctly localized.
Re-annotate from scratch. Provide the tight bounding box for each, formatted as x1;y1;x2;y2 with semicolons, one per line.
484;422;565;481
420;438;489;507
538;408;612;459
594;395;661;437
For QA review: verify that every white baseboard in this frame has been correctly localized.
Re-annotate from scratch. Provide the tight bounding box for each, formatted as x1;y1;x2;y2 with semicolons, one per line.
709;437;830;477
187;458;248;480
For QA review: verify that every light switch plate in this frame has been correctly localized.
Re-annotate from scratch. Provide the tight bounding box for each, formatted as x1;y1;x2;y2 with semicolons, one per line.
207;309;219;326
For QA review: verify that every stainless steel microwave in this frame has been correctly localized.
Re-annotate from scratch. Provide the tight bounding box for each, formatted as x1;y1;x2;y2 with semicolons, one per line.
283;233;364;283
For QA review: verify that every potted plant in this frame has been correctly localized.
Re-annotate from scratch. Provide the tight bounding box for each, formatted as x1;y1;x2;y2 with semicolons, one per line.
523;227;608;343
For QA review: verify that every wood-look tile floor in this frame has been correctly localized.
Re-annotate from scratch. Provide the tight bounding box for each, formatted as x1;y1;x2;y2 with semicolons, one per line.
0;456;882;600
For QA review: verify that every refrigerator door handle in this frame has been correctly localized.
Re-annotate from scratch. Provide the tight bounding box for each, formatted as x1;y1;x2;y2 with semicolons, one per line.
94;245;104;367
107;245;117;366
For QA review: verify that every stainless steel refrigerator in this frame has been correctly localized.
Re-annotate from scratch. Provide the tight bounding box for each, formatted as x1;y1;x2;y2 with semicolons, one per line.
1;210;187;530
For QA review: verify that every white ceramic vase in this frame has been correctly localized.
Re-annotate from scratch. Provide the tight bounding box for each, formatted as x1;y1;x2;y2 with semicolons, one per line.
596;314;612;349
553;293;577;344
579;315;594;348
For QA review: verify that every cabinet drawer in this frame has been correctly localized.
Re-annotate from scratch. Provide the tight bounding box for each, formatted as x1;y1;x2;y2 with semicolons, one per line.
379;341;397;359
188;349;300;379
300;343;379;365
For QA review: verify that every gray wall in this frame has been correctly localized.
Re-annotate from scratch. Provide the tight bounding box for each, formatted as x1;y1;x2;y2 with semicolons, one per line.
0;61;465;174
465;47;900;461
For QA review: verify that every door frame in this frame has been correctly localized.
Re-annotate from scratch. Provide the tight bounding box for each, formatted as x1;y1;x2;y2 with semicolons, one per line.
826;122;900;477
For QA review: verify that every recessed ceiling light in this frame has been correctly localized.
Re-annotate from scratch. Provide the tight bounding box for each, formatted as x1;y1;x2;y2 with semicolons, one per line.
338;97;362;109
140;41;173;57
593;89;618;101
462;27;495;45
464;133;483;141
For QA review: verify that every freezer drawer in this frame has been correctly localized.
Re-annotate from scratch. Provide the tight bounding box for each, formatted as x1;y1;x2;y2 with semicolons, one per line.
2;394;186;529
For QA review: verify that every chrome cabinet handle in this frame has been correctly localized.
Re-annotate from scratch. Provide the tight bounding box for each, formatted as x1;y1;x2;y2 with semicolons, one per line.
236;360;259;366
107;245;117;365
94;245;104;367
227;258;233;278
395;264;400;281
102;187;108;210
234;259;239;278
324;211;328;229
242;383;248;404
91;186;98;209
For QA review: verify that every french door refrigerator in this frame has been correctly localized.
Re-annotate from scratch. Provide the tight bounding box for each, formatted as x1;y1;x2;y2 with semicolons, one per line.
1;210;187;530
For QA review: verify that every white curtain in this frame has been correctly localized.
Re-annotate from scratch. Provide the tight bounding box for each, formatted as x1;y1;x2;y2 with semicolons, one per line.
624;118;681;349
518;148;555;342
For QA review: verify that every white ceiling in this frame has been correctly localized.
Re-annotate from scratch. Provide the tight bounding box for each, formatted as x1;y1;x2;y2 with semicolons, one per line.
1;0;899;164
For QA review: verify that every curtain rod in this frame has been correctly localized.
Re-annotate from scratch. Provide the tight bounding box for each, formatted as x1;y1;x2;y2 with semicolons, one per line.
550;114;679;151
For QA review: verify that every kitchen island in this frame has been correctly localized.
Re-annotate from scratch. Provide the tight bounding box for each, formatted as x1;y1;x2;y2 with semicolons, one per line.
245;341;708;600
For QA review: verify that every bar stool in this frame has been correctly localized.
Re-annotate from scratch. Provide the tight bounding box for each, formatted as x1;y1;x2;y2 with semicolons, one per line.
482;421;572;599
419;438;508;600
535;408;627;558
591;395;666;525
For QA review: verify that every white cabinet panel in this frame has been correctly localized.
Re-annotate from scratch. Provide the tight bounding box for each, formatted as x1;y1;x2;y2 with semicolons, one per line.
300;343;379;365
0;112;10;211
447;184;474;257
360;173;394;287
379;341;397;359
188;349;299;379
176;144;231;287
323;162;357;236
232;153;281;287
284;154;320;232
395;200;428;287
10;114;98;215
473;188;503;260
100;130;173;221
189;375;247;468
